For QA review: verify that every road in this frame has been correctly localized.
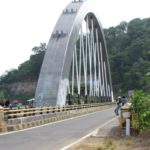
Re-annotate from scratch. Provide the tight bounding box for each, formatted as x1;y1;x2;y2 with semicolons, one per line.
0;107;115;150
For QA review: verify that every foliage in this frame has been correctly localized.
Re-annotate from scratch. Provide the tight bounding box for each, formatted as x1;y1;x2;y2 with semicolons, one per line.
0;43;46;102
0;91;5;99
0;18;150;101
131;90;150;132
104;18;150;95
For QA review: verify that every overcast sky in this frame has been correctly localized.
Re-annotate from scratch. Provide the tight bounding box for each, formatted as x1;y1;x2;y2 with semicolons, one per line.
0;0;149;76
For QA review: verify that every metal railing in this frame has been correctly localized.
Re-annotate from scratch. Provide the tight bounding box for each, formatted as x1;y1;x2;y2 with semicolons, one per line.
2;102;114;119
0;102;115;133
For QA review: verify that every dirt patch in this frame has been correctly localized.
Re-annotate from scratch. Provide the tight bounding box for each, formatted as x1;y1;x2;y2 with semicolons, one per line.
72;128;150;150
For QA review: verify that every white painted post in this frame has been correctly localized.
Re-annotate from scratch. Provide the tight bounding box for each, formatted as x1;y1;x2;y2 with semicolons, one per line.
122;110;131;136
126;118;130;136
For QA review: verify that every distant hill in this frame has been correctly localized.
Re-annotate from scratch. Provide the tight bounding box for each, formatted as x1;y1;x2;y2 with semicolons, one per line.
0;18;150;102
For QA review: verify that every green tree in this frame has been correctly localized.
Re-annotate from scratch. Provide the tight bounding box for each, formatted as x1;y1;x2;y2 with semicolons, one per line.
0;91;5;99
105;17;150;94
131;91;150;131
0;43;46;103
32;43;47;54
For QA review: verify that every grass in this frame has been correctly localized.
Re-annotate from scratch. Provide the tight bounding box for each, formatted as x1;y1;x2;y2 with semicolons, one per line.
72;129;150;150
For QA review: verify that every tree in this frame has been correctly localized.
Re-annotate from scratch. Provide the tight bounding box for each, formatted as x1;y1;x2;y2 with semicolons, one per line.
0;43;47;103
105;17;150;94
32;43;47;54
0;18;150;99
0;91;5;100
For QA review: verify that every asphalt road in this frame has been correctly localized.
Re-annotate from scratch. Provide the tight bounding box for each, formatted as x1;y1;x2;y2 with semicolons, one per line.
0;107;115;150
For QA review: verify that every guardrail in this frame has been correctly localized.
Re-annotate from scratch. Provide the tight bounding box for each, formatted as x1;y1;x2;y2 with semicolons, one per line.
3;103;113;119
0;102;115;133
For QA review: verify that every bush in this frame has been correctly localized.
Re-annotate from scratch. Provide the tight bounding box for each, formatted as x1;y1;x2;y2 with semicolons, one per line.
131;90;150;132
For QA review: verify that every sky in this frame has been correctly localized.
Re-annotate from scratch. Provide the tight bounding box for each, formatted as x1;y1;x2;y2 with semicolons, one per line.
0;0;149;76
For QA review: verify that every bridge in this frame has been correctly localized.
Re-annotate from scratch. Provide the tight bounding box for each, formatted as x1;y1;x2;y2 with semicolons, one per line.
35;0;113;107
0;107;116;150
0;0;116;149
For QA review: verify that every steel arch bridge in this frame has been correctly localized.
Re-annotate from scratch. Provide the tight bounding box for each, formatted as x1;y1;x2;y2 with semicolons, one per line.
35;0;113;107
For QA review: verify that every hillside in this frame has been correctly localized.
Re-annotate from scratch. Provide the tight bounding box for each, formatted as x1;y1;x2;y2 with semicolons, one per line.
104;18;150;94
0;43;46;102
0;18;150;102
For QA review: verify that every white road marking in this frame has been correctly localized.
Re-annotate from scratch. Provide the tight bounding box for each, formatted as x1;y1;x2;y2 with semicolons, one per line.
61;116;119;150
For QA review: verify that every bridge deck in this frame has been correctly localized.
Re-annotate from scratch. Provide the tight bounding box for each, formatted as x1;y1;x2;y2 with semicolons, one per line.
0;107;116;150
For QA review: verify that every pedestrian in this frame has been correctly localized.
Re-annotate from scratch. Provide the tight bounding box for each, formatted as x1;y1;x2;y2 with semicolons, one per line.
5;100;10;107
114;96;122;116
121;96;128;106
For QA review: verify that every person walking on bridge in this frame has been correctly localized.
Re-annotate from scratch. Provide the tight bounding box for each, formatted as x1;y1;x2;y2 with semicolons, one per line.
121;96;128;106
114;96;122;116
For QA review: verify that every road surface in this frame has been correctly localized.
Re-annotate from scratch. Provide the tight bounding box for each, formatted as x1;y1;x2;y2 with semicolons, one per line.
0;107;115;150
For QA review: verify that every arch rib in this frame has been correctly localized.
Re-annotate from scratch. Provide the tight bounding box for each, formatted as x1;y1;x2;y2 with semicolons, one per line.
35;0;113;106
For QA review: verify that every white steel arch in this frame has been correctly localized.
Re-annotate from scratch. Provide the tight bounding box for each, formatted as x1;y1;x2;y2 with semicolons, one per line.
35;0;113;106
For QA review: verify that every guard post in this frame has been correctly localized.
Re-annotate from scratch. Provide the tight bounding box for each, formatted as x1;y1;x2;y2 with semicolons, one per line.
120;103;131;136
0;109;8;133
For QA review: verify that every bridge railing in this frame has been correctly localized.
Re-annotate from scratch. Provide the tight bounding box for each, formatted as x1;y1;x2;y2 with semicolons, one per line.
0;102;115;133
2;102;114;119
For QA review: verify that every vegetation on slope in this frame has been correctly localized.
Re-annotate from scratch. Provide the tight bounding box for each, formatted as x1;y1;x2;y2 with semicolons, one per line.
0;18;150;101
104;18;150;94
0;43;46;102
